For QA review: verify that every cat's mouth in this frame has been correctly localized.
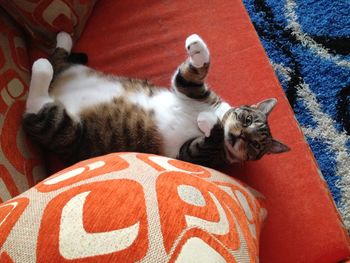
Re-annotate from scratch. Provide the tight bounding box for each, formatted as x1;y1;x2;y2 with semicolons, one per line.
225;137;246;162
229;132;247;147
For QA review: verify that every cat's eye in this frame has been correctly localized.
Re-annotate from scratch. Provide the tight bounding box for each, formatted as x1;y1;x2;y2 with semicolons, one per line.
244;115;253;127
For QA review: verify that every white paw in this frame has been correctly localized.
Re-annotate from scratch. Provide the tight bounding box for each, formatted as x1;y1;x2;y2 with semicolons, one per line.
185;34;210;68
56;31;73;53
197;111;218;137
32;58;53;79
27;58;54;113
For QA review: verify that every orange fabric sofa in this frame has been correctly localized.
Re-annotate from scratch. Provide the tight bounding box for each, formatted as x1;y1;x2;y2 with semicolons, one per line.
0;0;349;262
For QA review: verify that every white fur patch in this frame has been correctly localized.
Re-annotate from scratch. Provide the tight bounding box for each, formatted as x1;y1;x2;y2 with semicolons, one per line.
26;58;54;114
215;102;232;121
148;92;210;158
186;34;210;68
50;65;124;117
197;111;218;137
56;32;73;53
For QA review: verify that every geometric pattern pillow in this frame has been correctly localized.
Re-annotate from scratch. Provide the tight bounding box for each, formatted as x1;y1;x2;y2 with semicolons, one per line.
0;153;267;262
0;8;46;203
0;0;98;50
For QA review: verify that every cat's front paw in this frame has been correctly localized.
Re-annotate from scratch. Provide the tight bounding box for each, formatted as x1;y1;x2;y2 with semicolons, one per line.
197;111;218;137
32;58;53;80
185;34;210;68
56;31;73;53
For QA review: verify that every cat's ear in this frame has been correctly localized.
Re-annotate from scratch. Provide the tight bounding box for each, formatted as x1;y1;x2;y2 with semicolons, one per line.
267;139;290;154
256;98;277;116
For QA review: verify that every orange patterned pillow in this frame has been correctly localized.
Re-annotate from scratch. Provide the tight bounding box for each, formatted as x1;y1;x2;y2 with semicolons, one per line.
0;9;46;203
0;153;266;262
0;0;97;50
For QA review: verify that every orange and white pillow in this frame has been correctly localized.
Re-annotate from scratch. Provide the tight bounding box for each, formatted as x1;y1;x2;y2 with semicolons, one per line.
0;9;46;203
0;0;98;50
0;153;266;262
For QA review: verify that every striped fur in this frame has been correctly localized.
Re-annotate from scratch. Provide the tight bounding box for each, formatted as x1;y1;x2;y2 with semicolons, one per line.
23;33;290;168
178;122;229;167
23;102;82;164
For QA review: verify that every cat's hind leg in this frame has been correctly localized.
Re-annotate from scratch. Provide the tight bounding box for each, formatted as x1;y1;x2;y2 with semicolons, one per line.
25;32;73;114
56;31;73;53
25;58;54;114
23;54;82;161
50;32;88;77
49;32;73;76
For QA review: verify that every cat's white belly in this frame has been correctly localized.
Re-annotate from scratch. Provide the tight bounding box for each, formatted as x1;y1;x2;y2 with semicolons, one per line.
124;89;207;158
50;65;124;117
148;91;209;158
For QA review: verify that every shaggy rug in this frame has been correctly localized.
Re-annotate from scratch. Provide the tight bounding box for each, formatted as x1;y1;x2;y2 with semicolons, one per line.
243;0;350;230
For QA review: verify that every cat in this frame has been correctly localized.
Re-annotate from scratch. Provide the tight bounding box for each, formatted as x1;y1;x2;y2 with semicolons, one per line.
22;32;290;168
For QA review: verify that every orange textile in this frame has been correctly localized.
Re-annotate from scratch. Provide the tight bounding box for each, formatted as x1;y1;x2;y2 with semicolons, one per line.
59;0;348;262
0;0;97;50
0;8;45;203
0;0;99;201
0;153;266;262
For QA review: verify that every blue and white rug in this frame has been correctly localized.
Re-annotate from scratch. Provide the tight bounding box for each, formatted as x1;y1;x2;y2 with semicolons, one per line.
243;0;350;230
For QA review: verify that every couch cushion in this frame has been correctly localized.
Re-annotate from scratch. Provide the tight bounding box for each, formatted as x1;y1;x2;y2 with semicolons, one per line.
0;8;46;203
0;0;97;50
66;0;348;262
0;153;266;262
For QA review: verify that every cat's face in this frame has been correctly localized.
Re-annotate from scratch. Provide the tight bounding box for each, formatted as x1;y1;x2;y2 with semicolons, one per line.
222;98;290;162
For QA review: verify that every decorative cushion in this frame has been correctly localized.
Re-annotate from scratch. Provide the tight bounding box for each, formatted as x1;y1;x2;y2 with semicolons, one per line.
0;8;46;203
0;0;98;50
0;153;266;262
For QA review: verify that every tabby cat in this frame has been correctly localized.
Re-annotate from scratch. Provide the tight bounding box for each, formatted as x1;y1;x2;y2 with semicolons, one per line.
23;32;290;168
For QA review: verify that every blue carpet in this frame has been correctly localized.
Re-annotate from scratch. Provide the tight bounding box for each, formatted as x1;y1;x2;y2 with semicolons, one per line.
242;0;350;230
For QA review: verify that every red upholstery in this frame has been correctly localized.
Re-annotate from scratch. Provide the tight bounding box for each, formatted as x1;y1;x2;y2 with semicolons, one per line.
30;0;350;262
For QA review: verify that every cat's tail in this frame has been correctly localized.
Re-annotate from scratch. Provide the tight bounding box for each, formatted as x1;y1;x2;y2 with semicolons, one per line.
68;52;88;65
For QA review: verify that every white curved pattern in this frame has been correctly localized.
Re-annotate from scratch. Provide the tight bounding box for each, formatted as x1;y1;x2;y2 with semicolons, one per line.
148;156;204;174
178;185;206;207
59;191;140;259
273;63;350;230
235;190;258;238
226;204;251;261
248;224;257;239
0;201;18;227
86;160;105;170
235;190;253;221
175;237;226;263
218;185;239;203
185;192;229;235
284;0;350;68
44;161;106;185
0;178;12;201
44;167;85;185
